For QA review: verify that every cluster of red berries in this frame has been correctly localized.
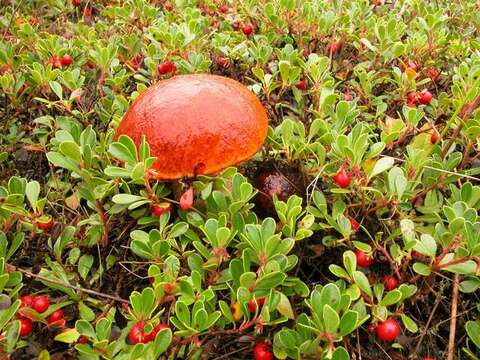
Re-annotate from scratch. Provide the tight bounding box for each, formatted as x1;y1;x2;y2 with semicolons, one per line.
407;89;433;107
129;321;169;344
253;341;273;360
232;21;254;36
18;295;66;336
47;54;73;69
354;250;400;290
157;61;176;75
356;250;404;343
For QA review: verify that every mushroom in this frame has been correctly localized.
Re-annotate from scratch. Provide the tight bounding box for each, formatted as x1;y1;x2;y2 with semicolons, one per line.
115;74;268;180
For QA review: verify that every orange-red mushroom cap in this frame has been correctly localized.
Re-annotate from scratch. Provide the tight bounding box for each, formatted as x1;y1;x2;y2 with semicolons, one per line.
115;74;268;180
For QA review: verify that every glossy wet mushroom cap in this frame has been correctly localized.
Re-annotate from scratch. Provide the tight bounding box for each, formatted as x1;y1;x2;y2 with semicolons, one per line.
115;74;268;180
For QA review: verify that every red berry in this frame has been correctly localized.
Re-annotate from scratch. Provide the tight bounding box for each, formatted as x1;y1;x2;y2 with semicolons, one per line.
418;89;433;105
129;321;145;344
179;187;194;210
37;218;54;231
248;297;266;313
32;295;49;313
407;92;417;104
131;54;143;70
47;309;64;325
253;342;273;360
60;54;73;67
427;67;439;81
21;295;33;308
78;335;88;344
164;4;174;11
157;61;176;75
242;24;254;36
367;322;376;333
383;275;399;290
151;202;172;217
333;168;351;188
376;318;401;342
219;5;229;13
19;318;33;337
216;56;230;69
349;218;360;232
355;249;374;268
145;323;169;342
296;79;308;91
72;0;81;6
83;6;92;17
430;131;439;144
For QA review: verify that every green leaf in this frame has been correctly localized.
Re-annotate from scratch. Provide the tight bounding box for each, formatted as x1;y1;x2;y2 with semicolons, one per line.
256;272;286;289
353;271;372;297
218;300;234;324
109;142;136;164
413;262;431;276
466;321;480;349
323;304;340;334
96;317;111;341
25;181;40;210
104;166;132;178
276;292;294;319
78;254;93;280
38;350;50;360
413;234;437;257
370;156;394;178
459;278;480;293
343;251;356;277
443;260;477;275
153;328;172;357
78;301;95;322
0;300;20;330
60;141;82;163
379;290;402;306
49;80;63;100
46;151;80;172
329;264;349;279
339;310;358;336
76;319;96;339
332;346;349;360
112;194;146;205
401;314;418;333
54;328;80;343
